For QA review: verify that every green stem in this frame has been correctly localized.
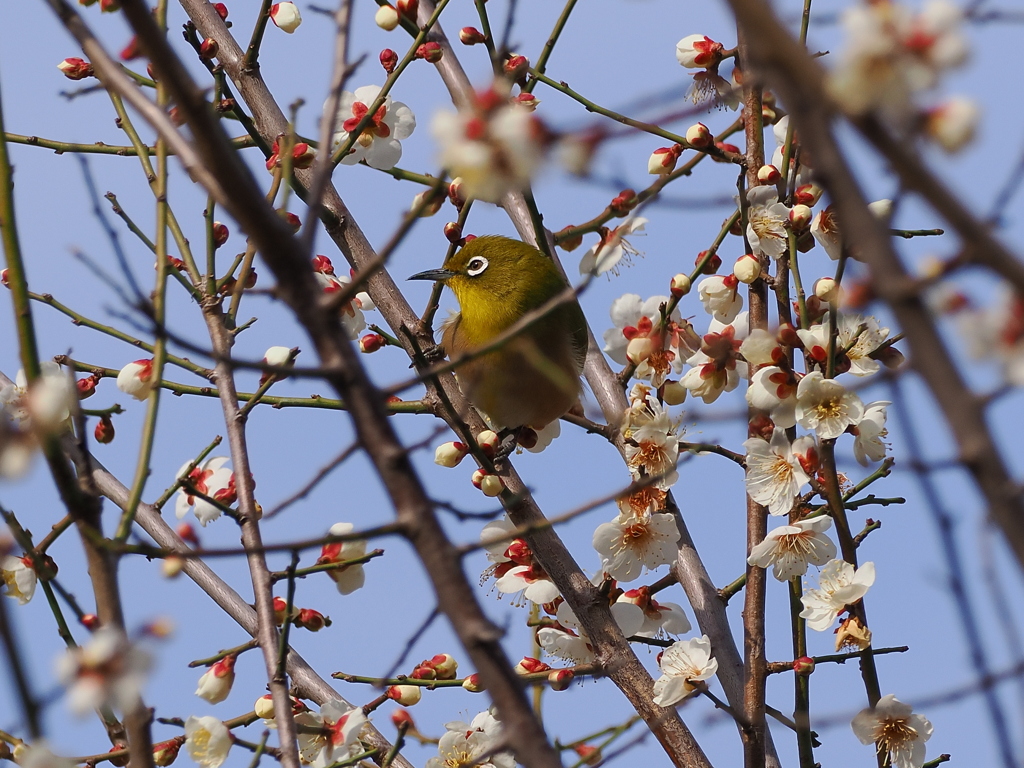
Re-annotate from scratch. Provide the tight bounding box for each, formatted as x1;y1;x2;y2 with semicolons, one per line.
268;550;384;582
523;0;578;94
3;132;254;156
789;578;815;766
243;0;275;70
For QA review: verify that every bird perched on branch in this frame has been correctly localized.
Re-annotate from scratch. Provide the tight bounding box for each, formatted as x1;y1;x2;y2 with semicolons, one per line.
409;236;588;433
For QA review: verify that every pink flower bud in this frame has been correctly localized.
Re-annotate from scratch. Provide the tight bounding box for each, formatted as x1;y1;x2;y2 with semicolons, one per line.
756;164;781;184
379;48;398;74
386;685;422;706
199;38;219;60
77;374;98;399
669;274;691;297
609;188;638;216
695;250;721;274
475;429;500;457
503;54;529;80
152;739;182;767
283;211;301;231
391;708;415;729
415;42;443;63
789;204;812;230
462;673;484;692
375;4;399;30
294;608;329;631
359;333;385;353
213;3;229;20
396;0;417;18
411;664;436;680
269;2;302;33
556;226;583;252
95;415;115;444
108;747;129;768
813;277;839;304
471;470;504;497
273;596;289;625
443;221;463;243
675;34;725;69
428;653;458;680
211;221;229;247
548;668;574;690
81;613;100;630
662;380;687;406
58;57;94;80
312;254;335;274
177;522;200;547
434;441;468;468
733;254;761;284
793;183;823;206
448;178;465;209
459;26;487;45
513;93;540;111
574;745;602;765
648;145;683;175
100;0;120;11
792;656;815;676
685;122;712;149
515;657;551;675
291;142;315;169
0;268;8;287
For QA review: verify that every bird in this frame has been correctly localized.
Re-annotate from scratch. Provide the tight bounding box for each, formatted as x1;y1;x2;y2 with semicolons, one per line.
409;235;588;432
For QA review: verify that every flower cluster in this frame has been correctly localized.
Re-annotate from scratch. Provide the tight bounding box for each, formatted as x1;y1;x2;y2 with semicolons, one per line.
331;85;416;170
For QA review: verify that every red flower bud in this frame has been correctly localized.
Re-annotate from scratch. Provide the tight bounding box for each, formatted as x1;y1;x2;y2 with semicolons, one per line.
95;415;115;444
548;668;574;690
77;375;99;399
120;37;142;61
359;333;385;354
793;656;815;676
213;3;229;20
609;188;638;216
459;27;487;45
282;211;301;231
443;221;463;243
199;38;219;60
294;608;329;631
211;221;229;247
695;250;721;275
81;613;100;630
379;48;398;74
503;54;529;80
58;57;95;80
396;0;417;18
177;522;200;547
415;42;443;63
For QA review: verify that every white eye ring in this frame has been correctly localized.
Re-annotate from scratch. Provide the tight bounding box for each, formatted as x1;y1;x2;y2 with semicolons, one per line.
466;256;489;276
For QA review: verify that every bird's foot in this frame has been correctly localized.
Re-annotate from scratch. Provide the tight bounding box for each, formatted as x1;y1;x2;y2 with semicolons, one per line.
493;426;539;462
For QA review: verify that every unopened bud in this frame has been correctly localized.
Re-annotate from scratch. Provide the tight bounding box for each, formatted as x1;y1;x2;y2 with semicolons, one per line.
789;204;813;230
733;254;761;284
662;380;687;406
391;708;415;729
283;211;301;231
375;4;399;30
379;48;398;74
152;740;182;767
813;277;839;304
503;54;529;80
396;0;417;18
793;183;822;206
58;57;94;80
471;470;504;497
199;38;219;59
177;522;200;547
515;657;551;675
609;188;638;216
211;221;229;247
162;556;184;579
359;333;385;353
792;656;815;676
462;673;484;692
95;415;115;444
434;441;468;468
448;177;466;209
269;2;302;33
648;145;682;176
574;745;602;766
213;3;229;20
548;668;574;690
695;250;721;275
411;189;443;217
475;429;500;456
429;653;458;679
77;375;98;399
756;164;781;185
0;268;8;287
670;273;691;297
556;226;583;252
443;221;463;243
108;746;130;768
415;42;443;63
81;613;100;630
459;26;486;45
294;608;329;631
254;694;276;719
513;93;540;111
386;685;422;706
685;122;712;149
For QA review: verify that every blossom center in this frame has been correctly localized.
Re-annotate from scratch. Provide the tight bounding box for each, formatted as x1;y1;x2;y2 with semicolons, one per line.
876;717;917;752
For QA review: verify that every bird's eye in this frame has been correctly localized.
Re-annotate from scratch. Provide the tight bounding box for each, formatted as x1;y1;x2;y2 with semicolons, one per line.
466;257;489;277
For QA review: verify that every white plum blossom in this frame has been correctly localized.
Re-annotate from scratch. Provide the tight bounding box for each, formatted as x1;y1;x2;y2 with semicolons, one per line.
2;555;37;605
851;694;934;768
617;588;691;638
184;715;233;768
297;700;367;768
311;255;375;339
540;600;645;664
748;516;837;581
745;186;791;259
433;94;547;203
743;428;815;516
810;205;842;261
579;217;648;276
652;635;719;707
924;96;979;152
854;401;891;465
317;523;367;594
698;274;743;323
675;34;725;69
56;626;152;715
116;359;156;401
481;516;560;605
592;502;680;581
331;85;415;170
175;456;237;526
622;389;680;489
681;313;748;404
829;0;967;123
602;293;698;386
494;564;560;605
747;365;800;428
800;314;890;376
795;372;865;440
1;362;73;429
800;559;876;631
427;710;514;768
957;289;1024;386
14;743;76;768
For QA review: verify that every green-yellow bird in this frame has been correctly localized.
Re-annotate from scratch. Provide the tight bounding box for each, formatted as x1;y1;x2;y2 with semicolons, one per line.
409;235;588;431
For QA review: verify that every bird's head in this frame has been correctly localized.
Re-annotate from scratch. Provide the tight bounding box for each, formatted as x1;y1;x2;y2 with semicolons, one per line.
408;235;563;314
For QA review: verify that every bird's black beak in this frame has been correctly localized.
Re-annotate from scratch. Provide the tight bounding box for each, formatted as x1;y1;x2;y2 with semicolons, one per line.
408;268;456;282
